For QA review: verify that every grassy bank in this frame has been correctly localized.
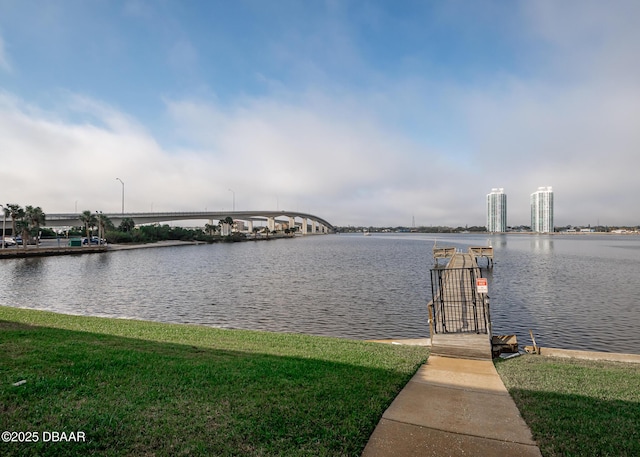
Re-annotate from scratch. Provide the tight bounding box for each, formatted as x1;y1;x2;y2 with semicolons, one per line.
0;306;427;456
495;355;640;457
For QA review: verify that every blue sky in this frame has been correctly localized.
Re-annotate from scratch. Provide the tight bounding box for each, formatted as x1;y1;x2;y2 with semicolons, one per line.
1;0;639;227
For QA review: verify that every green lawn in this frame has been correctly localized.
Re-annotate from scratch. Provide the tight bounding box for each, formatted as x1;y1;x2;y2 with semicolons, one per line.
0;306;427;457
495;354;640;457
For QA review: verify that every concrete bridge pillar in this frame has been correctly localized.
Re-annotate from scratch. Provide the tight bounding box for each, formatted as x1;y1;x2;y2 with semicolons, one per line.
247;220;253;233
312;220;317;234
267;217;275;232
288;216;295;232
302;218;308;235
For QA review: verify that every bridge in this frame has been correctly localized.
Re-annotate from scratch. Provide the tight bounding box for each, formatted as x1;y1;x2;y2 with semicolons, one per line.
44;211;335;235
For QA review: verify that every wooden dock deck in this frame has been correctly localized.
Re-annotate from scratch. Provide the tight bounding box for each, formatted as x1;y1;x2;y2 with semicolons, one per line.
432;246;456;266
468;246;494;267
429;252;492;360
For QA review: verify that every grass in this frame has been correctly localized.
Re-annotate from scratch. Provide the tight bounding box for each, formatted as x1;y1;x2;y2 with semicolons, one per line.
495;354;640;457
0;306;427;457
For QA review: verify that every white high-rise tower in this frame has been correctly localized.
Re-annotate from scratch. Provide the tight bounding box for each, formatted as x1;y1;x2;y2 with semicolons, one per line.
487;188;507;232
530;186;554;233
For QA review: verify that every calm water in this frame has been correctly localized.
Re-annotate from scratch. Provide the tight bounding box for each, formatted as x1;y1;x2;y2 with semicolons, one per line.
1;233;639;354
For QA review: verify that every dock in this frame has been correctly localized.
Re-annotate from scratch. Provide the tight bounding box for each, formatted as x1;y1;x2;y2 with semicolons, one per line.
433;245;494;269
469;245;494;267
432;246;456;266
0;245;108;258
429;252;492;359
363;249;541;456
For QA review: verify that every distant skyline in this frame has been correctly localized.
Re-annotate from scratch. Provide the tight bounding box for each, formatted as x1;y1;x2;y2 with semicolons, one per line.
1;1;639;227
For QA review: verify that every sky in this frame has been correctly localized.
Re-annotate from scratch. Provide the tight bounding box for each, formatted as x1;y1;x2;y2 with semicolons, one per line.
1;0;638;228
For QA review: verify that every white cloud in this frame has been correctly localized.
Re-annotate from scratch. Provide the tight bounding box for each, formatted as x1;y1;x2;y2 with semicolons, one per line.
455;2;640;226
1;1;639;228
465;79;640;224
3;64;638;228
165;93;441;203
0;90;434;225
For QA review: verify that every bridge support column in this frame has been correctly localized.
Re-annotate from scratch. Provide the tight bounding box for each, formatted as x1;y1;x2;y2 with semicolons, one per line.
267;217;275;233
302;218;308;235
247;220;253;233
312;220;317;234
288;216;295;232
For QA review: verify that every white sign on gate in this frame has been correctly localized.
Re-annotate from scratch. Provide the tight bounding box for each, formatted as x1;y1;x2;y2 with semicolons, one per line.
476;278;488;294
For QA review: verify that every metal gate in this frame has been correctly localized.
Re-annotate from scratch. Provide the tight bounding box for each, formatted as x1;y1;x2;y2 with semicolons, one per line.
428;267;490;335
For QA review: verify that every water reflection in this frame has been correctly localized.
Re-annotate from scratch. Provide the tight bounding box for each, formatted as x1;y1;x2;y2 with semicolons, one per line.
530;236;554;253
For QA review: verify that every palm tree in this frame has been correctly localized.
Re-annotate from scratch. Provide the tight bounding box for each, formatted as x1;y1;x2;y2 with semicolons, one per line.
219;216;234;236
5;204;24;241
204;223;219;236
119;217;135;233
98;213;114;234
24;205;46;248
96;213;114;244
16;219;29;248
78;210;97;243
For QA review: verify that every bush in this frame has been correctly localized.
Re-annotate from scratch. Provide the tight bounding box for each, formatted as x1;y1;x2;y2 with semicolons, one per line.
105;226;217;244
105;230;134;244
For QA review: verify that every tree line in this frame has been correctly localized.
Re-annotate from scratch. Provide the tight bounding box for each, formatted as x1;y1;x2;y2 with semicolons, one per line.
2;204;46;247
1;205;245;245
73;211;234;244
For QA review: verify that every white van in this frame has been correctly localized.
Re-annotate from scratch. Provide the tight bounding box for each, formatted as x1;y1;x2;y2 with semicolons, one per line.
3;237;17;247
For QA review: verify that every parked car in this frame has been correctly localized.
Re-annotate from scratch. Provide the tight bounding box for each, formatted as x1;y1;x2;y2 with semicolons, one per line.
82;236;105;245
15;235;40;245
2;237;16;247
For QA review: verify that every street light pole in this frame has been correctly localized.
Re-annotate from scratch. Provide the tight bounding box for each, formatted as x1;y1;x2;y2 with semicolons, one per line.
96;211;103;245
228;188;235;211
116;178;125;215
0;204;5;250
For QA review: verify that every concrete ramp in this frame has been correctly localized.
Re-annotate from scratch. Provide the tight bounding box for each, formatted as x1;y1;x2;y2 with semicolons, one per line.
362;356;542;457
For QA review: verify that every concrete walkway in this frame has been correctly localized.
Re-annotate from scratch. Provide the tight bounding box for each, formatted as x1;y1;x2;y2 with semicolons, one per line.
362;355;542;457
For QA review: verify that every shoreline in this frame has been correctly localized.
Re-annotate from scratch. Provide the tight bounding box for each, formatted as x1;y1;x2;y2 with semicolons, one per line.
106;240;205;250
366;337;640;364
0;240;195;258
0;236;298;258
3;305;638;364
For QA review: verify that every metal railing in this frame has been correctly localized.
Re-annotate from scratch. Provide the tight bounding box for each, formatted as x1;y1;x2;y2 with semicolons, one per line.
428;267;491;335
